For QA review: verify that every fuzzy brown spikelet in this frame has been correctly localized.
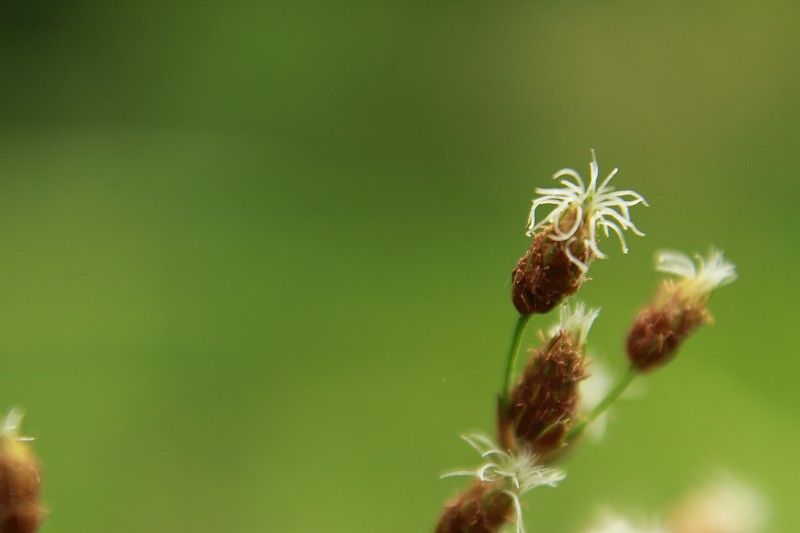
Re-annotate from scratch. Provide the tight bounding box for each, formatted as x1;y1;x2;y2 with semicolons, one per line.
435;479;514;533
626;300;709;372
507;332;588;456
0;419;44;533
511;229;589;315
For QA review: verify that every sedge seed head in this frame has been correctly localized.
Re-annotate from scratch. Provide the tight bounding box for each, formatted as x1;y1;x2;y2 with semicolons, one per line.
627;249;736;372
511;151;646;315
509;307;595;455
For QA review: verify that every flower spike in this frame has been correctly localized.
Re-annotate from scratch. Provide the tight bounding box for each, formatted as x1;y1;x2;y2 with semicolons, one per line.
627;249;736;372
499;304;596;456
511;151;647;315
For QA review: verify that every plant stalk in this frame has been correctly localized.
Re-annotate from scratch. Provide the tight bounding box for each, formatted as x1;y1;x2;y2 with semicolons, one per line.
500;314;532;410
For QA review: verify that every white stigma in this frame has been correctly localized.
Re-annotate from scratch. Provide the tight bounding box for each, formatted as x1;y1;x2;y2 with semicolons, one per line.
0;408;34;443
527;150;648;272
442;433;565;533
549;301;600;347
655;249;737;297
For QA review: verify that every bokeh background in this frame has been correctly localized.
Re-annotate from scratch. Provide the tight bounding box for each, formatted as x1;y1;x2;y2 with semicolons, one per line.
1;1;798;532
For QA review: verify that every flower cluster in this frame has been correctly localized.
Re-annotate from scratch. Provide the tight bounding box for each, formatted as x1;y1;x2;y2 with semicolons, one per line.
584;476;765;533
436;150;746;533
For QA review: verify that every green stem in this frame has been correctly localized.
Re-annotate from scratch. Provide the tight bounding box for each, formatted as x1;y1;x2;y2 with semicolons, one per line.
500;314;532;410
566;365;638;442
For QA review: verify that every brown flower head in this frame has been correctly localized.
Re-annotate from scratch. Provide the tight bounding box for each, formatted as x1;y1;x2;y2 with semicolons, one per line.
627;250;736;372
504;304;598;457
512;150;647;315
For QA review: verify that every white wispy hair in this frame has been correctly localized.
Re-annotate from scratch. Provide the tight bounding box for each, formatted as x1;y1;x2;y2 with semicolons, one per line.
527;150;648;272
1;408;34;443
549;301;600;347
655;249;737;297
442;433;565;533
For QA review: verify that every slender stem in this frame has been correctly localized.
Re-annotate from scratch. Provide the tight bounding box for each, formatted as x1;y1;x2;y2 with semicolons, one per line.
566;365;638;442
500;314;532;410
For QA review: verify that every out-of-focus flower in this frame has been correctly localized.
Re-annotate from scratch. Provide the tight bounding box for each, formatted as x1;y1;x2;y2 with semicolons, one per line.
653;250;737;305
627;249;736;372
669;475;767;533
584;476;767;533
578;362;613;442
0;408;44;533
584;511;668;533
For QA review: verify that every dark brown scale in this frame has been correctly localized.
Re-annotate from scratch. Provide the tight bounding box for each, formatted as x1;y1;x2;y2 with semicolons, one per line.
626;303;708;372
0;444;44;533
435;479;514;533
508;332;587;457
511;230;589;315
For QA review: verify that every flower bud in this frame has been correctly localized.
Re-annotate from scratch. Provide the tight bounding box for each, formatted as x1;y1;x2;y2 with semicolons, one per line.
669;475;766;533
0;409;44;533
506;304;597;456
627;250;736;372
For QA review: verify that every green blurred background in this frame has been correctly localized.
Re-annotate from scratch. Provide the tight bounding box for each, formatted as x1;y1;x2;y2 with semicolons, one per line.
1;1;798;532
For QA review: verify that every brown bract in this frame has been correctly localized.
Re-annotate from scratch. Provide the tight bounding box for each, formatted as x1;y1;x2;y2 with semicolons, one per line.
626;293;710;372
435;479;514;533
507;332;588;457
0;438;44;533
511;229;588;315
